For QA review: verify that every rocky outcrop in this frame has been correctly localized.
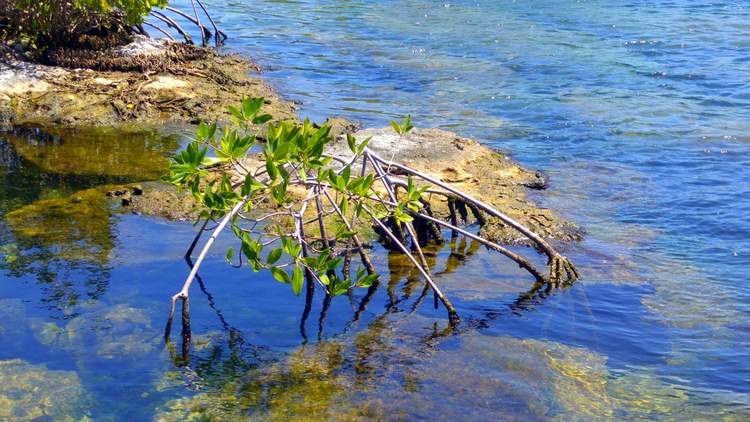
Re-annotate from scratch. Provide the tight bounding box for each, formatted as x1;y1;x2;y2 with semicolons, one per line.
111;125;581;246
0;37;296;129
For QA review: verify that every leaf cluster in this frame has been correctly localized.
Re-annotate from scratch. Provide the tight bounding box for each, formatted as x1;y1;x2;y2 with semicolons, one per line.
166;97;429;299
0;0;167;53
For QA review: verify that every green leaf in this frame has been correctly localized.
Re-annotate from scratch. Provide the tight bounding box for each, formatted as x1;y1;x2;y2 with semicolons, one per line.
266;248;282;265
202;157;223;167
242;175;266;196
228;105;243;121
242;97;264;119
402;115;414;133
356;268;367;280
394;205;414;223
390;120;402;135
331;277;350;296
225;247;234;263
356;137;372;154
196;121;217;141
266;159;279;181
253;114;273;125
272;182;287;205
327;170;338;189
271;267;290;284
357;274;379;288
292;265;304;296
274;141;290;161
338;197;348;215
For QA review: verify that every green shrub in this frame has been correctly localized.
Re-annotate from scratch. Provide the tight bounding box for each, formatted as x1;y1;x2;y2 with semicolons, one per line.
0;0;167;53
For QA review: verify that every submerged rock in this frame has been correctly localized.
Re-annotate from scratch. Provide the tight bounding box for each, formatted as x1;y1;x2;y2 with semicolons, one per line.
35;304;160;359
4;187;113;265
154;341;363;422
0;359;87;421
154;318;750;422
3;125;178;179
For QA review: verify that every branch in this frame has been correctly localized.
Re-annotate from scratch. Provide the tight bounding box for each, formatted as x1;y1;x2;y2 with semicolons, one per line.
358;202;459;323
367;150;579;285
166;198;248;340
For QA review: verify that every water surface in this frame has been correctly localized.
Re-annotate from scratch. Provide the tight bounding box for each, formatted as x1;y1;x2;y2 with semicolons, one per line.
1;1;749;420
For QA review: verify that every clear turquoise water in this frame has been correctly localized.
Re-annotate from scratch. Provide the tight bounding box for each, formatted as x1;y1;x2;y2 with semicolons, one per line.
0;1;749;420
213;0;750;394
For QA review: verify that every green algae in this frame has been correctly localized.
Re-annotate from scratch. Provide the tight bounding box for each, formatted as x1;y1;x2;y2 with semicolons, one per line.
4;186;113;265
155;317;750;422
154;315;442;422
35;303;160;358
155;341;366;422
0;359;88;421
4;126;179;180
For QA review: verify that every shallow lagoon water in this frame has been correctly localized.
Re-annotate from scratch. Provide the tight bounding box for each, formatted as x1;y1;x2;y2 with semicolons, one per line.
1;0;750;420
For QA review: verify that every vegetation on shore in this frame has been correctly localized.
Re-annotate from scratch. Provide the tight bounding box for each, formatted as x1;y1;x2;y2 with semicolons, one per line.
1;0;166;60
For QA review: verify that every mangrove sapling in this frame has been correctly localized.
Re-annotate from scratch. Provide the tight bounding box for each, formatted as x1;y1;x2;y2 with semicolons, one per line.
163;97;579;339
0;0;226;61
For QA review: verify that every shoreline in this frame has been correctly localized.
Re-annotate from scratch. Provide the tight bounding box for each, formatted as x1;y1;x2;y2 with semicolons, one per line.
0;37;296;129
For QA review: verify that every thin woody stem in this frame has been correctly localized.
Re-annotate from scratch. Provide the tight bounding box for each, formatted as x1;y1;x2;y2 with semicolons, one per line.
189;0;207;46
165;198;248;339
321;189;376;275
366;152;442;304
150;10;193;44
368;150;556;256
165;6;212;39
195;0;228;44
358;202;459;322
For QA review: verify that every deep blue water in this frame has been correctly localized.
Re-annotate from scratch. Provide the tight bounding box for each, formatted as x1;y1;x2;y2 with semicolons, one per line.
0;1;749;420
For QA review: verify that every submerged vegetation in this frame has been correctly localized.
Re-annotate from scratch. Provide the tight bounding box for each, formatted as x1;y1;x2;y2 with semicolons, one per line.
0;359;87;421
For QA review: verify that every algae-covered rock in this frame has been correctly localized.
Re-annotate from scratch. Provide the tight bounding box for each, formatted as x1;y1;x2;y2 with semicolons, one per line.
36;304;160;358
391;333;749;421
1;42;296;128
3;125;179;180
5;186;113;265
154;342;366;422
156;324;750;422
0;359;87;421
1;185;119;311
